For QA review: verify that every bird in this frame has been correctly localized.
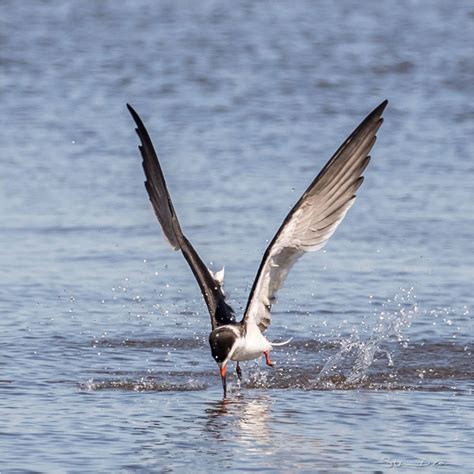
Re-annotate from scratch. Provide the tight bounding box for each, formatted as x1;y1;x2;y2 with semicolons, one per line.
127;100;387;397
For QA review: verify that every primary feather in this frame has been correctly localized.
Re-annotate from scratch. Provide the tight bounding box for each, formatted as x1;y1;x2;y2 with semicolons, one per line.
127;104;235;330
242;100;388;332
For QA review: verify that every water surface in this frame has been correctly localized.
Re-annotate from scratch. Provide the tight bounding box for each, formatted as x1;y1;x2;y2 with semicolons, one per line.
1;0;473;472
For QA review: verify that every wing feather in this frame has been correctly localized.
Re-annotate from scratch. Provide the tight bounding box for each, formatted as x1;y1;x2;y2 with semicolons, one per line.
242;100;388;332
127;104;235;329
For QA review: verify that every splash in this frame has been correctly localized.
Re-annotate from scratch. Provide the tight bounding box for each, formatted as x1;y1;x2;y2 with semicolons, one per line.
80;377;207;392
318;288;419;384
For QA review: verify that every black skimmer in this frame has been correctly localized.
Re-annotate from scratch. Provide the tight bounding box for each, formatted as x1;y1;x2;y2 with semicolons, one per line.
127;100;387;397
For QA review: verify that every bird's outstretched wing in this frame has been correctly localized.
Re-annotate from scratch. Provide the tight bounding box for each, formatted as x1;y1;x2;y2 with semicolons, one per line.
127;104;235;330
241;100;388;332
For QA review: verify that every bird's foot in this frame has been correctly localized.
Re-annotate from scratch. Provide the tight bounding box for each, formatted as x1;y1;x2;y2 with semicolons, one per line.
236;362;243;382
263;351;274;367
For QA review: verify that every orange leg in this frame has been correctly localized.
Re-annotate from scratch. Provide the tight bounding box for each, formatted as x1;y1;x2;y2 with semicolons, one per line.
263;351;274;367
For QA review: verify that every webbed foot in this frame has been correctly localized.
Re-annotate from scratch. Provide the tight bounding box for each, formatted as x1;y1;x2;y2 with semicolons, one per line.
263;351;274;367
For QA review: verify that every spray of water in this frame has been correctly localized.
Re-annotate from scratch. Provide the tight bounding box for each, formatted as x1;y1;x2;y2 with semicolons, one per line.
318;287;419;384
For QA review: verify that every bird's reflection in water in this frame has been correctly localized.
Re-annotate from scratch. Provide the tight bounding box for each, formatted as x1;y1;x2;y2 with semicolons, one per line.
204;392;273;449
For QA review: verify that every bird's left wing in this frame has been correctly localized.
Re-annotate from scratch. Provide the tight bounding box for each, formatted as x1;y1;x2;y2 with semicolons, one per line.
127;104;235;330
241;100;388;332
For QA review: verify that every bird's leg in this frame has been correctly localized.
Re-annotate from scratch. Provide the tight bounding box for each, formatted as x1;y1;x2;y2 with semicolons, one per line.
263;351;274;367
236;362;242;382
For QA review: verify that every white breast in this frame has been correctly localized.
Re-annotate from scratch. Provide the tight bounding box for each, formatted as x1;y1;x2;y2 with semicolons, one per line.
230;324;272;362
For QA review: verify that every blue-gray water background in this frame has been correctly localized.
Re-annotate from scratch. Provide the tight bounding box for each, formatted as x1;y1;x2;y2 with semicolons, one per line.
1;1;473;472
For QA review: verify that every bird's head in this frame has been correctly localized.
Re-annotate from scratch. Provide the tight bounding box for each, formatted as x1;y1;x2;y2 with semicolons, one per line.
209;326;238;397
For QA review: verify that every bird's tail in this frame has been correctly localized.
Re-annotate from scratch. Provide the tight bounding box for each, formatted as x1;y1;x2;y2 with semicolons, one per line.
271;337;293;347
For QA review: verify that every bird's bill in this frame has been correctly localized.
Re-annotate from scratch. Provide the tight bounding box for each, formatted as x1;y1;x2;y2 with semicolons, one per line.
220;363;227;397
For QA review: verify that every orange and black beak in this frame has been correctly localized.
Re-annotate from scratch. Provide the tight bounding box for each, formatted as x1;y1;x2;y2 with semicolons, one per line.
220;364;227;398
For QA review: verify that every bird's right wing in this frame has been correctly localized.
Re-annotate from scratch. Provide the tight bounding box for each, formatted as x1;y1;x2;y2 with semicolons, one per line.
241;100;388;332
127;104;235;330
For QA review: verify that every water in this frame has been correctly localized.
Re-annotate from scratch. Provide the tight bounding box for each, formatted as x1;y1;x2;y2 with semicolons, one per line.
1;0;473;471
